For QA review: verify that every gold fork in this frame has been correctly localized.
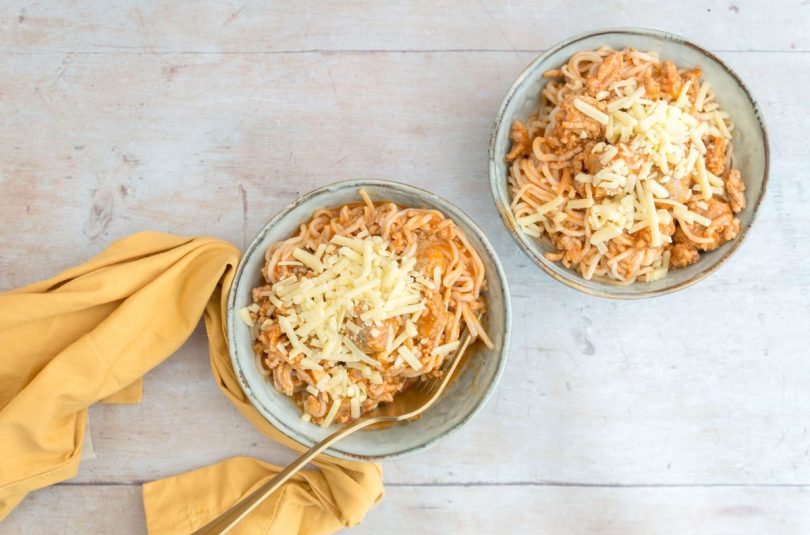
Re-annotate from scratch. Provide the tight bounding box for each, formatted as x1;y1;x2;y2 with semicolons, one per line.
191;329;474;535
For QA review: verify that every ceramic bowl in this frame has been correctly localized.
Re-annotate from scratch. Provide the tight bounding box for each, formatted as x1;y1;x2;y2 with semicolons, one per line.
489;28;769;298
227;179;511;461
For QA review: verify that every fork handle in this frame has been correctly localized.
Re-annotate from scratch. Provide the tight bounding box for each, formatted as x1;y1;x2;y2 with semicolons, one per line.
190;416;380;535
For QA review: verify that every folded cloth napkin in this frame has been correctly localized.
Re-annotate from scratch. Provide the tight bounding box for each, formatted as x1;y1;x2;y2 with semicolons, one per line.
0;232;383;534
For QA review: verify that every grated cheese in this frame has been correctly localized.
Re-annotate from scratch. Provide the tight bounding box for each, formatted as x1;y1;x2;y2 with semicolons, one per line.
695;155;713;200
238;307;255;327
647;180;670;199
574;98;609;125
607;86;645;112
643;185;663;247
674;80;692;108
590;223;622;245
600;145;619;165
293;248;324;273
397;345;422;370
330;234;365;252
694;81;711;112
321;398;341;428
516;196;565;227
432;340;460;356
246;235;435;411
567;198;594;210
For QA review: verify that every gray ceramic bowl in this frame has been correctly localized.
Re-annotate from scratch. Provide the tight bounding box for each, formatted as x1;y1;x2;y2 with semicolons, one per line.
489;28;769;298
227;179;511;461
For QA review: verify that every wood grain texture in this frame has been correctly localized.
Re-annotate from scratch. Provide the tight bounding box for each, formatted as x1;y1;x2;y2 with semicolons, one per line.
1;0;807;53
4;484;810;534
356;485;810;534
1;0;809;533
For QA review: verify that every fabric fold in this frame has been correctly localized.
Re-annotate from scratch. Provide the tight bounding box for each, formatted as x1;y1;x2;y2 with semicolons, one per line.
0;232;383;533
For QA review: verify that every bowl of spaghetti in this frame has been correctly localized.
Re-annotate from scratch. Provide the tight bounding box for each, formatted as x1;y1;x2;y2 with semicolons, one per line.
490;28;768;298
227;179;510;461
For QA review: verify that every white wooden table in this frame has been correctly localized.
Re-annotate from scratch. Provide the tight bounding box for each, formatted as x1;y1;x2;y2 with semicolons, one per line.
2;2;809;533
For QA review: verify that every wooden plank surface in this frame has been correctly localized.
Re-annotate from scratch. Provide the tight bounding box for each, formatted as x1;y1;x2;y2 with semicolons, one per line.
2;1;809;533
1;1;807;53
3;484;810;535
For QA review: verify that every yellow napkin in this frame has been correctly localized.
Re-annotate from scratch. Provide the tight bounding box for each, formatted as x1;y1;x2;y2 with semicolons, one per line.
0;232;383;533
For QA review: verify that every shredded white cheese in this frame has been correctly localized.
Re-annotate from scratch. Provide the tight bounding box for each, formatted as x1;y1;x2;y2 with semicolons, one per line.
432;340;460;356
238;307;255;327
574;98;609;125
321;398;341;428
397;345;422;370
247;235;434;420
516;196;565;227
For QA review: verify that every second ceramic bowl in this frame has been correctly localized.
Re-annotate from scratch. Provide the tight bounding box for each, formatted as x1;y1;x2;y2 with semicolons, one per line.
489;28;769;299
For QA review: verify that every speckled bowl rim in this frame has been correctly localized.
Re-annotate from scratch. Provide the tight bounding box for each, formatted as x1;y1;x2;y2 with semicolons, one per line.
226;178;512;462
488;27;770;299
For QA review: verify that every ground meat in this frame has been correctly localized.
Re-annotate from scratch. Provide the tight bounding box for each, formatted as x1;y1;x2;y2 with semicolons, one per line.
672;226;690;245
703;198;740;243
651;61;703;102
415;242;447;277
251;284;272;303
720;215;741;243
642;73;661;100
352;317;397;353
656;60;682;98
670;243;700;268
725;168;746;213
682;67;703;84
272;364;294;396
305;393;328;418
255;345;281;370
506;121;531;162
553;94;605;146
552;235;584;266
417;290;450;339
678;198;741;251
578;141;604;175
558;235;583;253
367;379;404;405
586;52;624;95
257;323;282;348
254;323;287;370
704;136;727;176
